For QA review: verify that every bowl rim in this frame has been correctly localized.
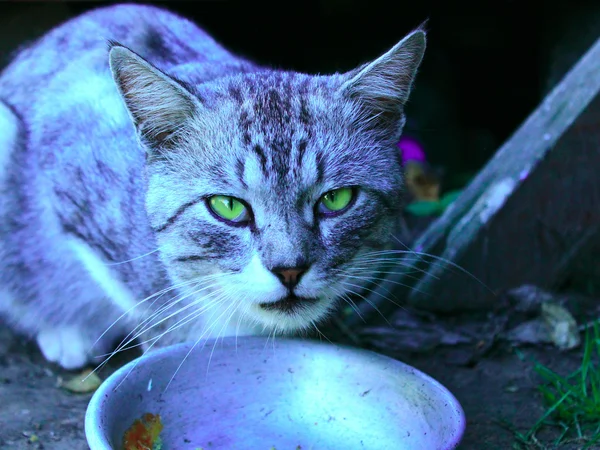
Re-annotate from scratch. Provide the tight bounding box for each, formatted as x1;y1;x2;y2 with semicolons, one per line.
85;337;466;450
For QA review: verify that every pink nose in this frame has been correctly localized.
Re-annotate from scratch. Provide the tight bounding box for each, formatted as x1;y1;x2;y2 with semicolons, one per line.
272;267;307;288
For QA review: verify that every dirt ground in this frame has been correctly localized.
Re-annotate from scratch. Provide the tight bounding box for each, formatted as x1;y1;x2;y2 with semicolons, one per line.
0;318;587;450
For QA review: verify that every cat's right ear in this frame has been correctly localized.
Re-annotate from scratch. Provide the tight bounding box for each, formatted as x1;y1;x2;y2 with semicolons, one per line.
339;28;426;134
108;43;200;157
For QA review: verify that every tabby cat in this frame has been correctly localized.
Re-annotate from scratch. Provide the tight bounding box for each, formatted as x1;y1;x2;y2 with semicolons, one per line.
0;4;425;369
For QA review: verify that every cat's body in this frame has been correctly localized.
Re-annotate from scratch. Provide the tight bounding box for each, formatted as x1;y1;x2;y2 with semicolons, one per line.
0;4;425;369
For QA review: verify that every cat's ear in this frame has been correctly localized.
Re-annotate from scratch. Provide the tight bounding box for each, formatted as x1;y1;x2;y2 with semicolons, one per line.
340;29;426;130
109;43;200;155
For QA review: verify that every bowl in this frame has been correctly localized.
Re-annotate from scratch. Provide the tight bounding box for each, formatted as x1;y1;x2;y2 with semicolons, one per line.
85;337;465;449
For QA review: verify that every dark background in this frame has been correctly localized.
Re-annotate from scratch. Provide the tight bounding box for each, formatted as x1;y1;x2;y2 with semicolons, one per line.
1;1;599;181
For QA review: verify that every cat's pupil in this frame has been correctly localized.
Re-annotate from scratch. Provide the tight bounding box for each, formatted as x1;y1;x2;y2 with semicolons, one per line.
227;197;233;210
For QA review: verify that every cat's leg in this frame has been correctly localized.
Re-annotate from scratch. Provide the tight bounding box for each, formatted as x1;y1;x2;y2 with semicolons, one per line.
37;326;99;370
0;236;143;370
0;100;122;369
0;285;137;371
35;316;129;370
0;100;153;368
38;237;143;369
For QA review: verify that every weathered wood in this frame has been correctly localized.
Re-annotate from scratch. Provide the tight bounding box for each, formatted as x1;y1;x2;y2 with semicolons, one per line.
344;35;600;326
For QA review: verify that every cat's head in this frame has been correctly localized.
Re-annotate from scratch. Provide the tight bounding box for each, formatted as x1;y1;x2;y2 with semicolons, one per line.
109;29;425;334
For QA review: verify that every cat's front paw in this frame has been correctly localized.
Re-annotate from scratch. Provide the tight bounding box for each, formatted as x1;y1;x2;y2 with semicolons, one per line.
36;326;95;370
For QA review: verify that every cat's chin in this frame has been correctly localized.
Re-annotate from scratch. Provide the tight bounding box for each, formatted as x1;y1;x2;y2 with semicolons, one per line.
258;294;320;314
246;294;334;332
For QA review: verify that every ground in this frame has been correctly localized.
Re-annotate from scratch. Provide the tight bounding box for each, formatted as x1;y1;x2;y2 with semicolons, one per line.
0;319;587;450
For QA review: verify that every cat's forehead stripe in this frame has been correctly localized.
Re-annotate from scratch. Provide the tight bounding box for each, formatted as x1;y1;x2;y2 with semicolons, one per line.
235;157;248;189
242;151;267;188
251;144;269;179
230;74;325;190
293;140;307;177
239;141;320;193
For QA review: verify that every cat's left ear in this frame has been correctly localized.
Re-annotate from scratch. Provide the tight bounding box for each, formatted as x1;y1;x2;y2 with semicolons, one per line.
340;28;426;129
109;43;201;156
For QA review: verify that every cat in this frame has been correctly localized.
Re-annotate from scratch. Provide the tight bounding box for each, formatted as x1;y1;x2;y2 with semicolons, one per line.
0;3;425;370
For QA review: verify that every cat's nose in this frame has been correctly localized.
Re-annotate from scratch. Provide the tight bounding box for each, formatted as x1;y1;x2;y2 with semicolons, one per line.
271;266;308;289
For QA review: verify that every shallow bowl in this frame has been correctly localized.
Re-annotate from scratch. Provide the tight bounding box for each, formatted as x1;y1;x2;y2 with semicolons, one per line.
85;337;465;449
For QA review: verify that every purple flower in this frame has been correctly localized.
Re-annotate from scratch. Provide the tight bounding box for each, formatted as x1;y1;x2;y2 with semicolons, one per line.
398;137;426;164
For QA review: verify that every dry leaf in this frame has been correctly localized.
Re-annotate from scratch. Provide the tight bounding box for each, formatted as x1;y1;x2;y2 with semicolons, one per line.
59;368;103;394
541;302;581;350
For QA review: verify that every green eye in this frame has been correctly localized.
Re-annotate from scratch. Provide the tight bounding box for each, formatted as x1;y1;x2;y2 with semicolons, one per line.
319;187;354;215
208;195;250;223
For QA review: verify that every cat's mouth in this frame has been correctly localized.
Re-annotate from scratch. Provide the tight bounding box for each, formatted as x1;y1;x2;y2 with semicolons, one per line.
259;294;320;314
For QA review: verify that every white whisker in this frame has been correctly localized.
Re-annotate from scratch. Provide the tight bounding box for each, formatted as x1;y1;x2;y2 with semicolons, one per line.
104;247;162;266
120;283;228;351
90;275;232;375
90;277;202;353
336;280;392;325
328;283;366;323
165;292;243;390
113;290;231;391
334;270;421;294
121;277;228;345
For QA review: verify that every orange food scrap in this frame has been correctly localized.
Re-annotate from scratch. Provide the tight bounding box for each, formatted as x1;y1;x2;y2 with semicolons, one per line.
123;413;164;450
